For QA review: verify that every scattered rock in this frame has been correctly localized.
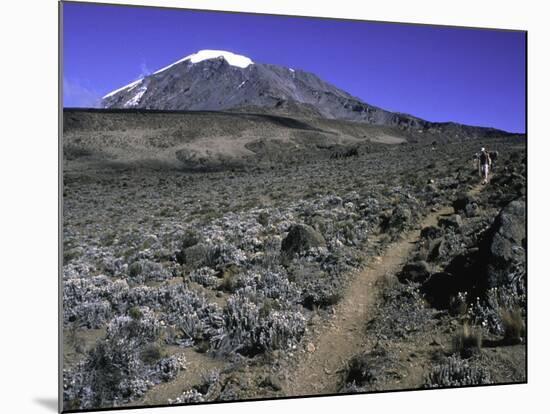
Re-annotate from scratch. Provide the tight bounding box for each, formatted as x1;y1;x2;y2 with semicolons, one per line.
441;233;466;260
464;202;479;217
420;226;444;240
452;193;477;213
438;214;463;229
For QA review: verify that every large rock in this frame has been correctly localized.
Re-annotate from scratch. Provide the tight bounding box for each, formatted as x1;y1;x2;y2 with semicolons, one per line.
281;224;326;256
452;193;477;213
398;261;431;284
444;251;480;290
427;232;464;264
484;200;526;288
453;193;479;218
421;272;460;309
422;248;483;309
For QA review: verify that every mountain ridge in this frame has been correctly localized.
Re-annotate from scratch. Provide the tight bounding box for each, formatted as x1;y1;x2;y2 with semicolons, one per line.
101;49;514;138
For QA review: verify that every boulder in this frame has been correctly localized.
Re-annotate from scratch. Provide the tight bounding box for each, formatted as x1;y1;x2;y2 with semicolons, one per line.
423;248;487;309
452;193;479;218
483;200;526;288
428;232;466;265
281;224;326;256
398;261;431;283
443;251;480;291
421;272;460;309
452;193;477;213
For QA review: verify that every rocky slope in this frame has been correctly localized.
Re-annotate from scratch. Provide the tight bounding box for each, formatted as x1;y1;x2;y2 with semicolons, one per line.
339;151;526;394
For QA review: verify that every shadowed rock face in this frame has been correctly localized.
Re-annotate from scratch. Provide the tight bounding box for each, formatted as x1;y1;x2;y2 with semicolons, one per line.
398;261;431;284
100;51;512;139
484;200;526;288
419;196;526;310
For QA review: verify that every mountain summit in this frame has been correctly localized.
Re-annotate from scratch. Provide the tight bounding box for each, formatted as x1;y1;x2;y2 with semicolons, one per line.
101;49;408;123
101;50;509;137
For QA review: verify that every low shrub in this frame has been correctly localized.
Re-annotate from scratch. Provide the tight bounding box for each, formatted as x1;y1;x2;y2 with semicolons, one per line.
211;293;306;357
128;306;142;320
140;342;166;365
425;355;491;388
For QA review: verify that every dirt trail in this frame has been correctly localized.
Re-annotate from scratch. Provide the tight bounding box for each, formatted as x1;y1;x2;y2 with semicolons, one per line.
281;184;484;396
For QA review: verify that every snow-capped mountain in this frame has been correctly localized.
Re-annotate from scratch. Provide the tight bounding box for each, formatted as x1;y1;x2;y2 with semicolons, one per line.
101;50;509;137
102;50;409;124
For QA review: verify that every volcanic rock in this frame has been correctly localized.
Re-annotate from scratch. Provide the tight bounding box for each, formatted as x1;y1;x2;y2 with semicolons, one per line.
398;261;431;284
483;200;526;288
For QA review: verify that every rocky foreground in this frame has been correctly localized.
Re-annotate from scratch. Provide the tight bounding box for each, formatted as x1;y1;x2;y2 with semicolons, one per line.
62;131;525;410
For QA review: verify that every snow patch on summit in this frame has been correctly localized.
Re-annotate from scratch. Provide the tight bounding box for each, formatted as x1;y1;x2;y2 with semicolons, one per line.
154;50;254;75
102;50;253;101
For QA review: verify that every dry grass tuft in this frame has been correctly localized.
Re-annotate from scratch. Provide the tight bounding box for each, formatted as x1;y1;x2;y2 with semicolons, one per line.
501;307;525;345
453;322;482;358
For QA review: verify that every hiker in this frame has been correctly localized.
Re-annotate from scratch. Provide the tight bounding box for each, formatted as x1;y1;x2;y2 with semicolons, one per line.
478;147;492;184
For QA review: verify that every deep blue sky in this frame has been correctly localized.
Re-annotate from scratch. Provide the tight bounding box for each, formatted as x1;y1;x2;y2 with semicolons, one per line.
63;2;526;133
